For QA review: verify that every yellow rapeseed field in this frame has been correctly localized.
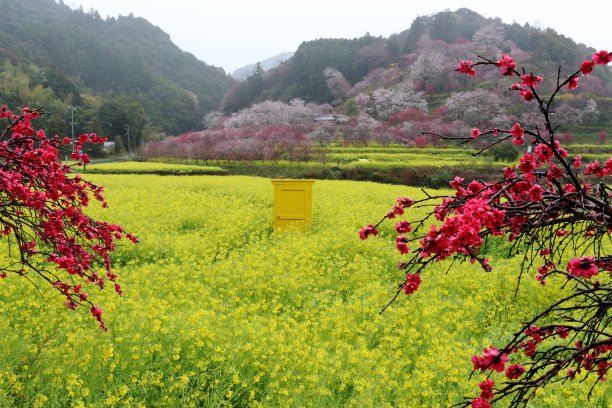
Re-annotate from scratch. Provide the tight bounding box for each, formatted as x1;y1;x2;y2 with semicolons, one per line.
0;173;609;407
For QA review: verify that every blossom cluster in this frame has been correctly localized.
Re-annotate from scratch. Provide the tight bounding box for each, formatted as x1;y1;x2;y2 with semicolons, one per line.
0;105;136;330
364;50;611;407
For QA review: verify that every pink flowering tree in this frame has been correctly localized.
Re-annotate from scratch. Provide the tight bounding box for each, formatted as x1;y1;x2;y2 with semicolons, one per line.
361;50;612;407
0;105;136;331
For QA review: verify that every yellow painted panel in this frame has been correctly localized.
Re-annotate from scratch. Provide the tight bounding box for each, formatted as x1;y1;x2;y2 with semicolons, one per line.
271;179;314;230
278;189;306;218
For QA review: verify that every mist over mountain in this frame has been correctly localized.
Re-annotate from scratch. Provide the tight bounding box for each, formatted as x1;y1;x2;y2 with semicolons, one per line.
221;7;608;112
232;52;294;80
0;2;608;141
0;0;234;135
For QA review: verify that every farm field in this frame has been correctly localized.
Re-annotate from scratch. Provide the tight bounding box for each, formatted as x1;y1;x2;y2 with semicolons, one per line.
83;161;227;175
0;173;610;407
138;143;612;187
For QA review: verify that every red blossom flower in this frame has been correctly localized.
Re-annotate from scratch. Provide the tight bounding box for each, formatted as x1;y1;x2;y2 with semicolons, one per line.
478;379;495;400
557;327;571;339
397;196;414;207
529;185;543;201
510;123;525;145
534;144;553;163
522;339;538;357
573;156;582;169
503;167;516;179
597;361;610;381
471;128;481;139
472;346;509;373
567;256;599;279
403;273;421;294
584;160;608;177
457;60;476;76
395;235;411;254
518;153;535;174
568;76;579;89
393;205;405;217
605;158;612;174
90;305;103;318
468;180;484;194
580;60;595;75
471;397;491;408
547;163;564;180
520;89;534;102
592;50;611;65
496;54;516;76
524;325;546;343
521;74;543;88
505;363;526;379
395;220;412;233
450;176;464;190
359;224;379;240
387;205;405;219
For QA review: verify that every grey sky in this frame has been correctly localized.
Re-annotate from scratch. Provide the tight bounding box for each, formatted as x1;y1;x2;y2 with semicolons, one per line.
68;0;611;74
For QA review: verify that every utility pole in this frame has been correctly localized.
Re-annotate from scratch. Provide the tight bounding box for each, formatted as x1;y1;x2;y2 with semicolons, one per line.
66;105;76;163
125;124;131;159
70;106;75;141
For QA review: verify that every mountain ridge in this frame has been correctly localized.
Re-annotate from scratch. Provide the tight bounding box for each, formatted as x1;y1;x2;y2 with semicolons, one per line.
0;0;234;135
232;52;294;80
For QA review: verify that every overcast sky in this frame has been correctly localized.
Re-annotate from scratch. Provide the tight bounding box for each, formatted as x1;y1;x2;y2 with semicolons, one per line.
68;1;611;74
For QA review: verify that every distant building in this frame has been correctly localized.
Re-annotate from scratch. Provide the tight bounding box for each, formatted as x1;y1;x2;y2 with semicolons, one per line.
314;115;336;122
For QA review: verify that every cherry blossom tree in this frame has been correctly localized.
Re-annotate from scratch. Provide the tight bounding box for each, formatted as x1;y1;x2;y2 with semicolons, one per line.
224;99;330;128
410;49;452;93
202;110;224;130
444;90;504;128
560;130;574;145
323;67;352;100
308;123;336;147
598;129;608;145
362;50;612;407
369;81;427;120
353;113;380;146
553;102;584;126
357;41;392;73
583;99;600;121
472;25;505;53
0;105;136;331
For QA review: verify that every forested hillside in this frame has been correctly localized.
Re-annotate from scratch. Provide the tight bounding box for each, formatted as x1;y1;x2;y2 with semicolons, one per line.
0;2;608;151
223;8;610;111
152;8;610;174
0;0;234;138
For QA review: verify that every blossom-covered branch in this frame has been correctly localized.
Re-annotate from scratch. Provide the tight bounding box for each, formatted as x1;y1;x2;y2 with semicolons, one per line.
0;105;137;331
362;50;611;407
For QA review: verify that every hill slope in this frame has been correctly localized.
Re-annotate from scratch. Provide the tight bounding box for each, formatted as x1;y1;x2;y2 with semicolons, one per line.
0;0;234;134
221;8;608;110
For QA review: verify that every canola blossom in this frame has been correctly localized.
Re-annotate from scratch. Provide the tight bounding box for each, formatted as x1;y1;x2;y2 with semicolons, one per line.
0;174;609;406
